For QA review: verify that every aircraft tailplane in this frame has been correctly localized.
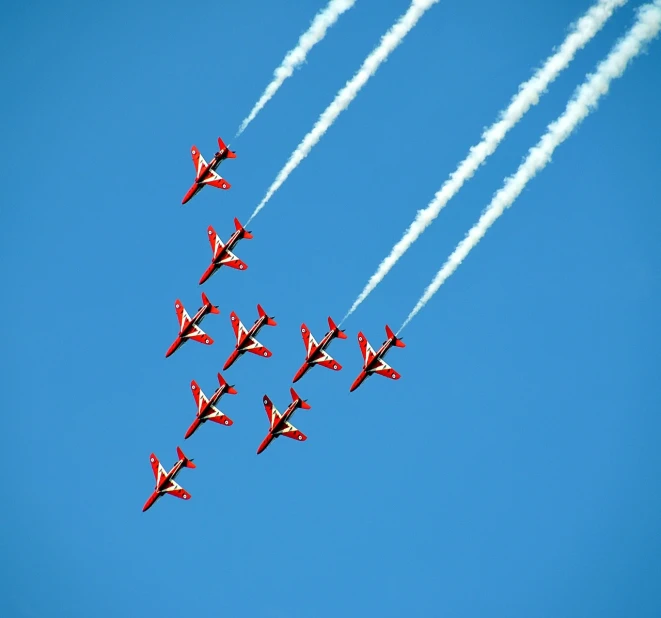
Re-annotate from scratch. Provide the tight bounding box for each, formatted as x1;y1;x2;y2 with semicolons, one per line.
328;316;347;339
290;387;311;409
176;446;196;468
201;292;220;314
257;304;276;326
217;372;238;395
218;136;237;158
234;217;253;239
385;325;405;347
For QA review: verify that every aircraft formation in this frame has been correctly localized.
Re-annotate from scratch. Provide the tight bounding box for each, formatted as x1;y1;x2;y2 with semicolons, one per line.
142;137;405;511
143;137;406;512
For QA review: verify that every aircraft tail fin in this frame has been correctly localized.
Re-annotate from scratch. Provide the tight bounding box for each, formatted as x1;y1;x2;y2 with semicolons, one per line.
385;325;405;347
234;217;253;239
257;304;277;326
290;387;311;410
329;316;347;339
176;446;196;468
202;292;220;314
217;372;238;395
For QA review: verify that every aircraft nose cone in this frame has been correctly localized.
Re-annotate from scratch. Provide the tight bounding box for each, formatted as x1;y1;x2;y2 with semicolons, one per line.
165;341;178;358
292;365;307;383
256;435;272;455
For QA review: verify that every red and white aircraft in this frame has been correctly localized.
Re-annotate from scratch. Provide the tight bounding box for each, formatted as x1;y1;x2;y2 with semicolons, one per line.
293;316;347;383
142;446;196;512
185;372;237;439
257;388;311;454
199;218;253;285
165;292;220;358
223;304;276;370
349;325;406;392
182;137;236;204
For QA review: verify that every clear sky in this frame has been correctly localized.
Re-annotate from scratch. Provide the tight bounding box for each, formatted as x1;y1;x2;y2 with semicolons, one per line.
2;1;660;616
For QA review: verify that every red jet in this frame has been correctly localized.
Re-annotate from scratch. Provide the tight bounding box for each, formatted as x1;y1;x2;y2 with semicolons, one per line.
349;325;405;392
185;372;237;439
165;292;220;358
182;137;236;204
223;304;276;370
199;218;253;285
293;316;347;383
257;388;312;454
142;446;196;512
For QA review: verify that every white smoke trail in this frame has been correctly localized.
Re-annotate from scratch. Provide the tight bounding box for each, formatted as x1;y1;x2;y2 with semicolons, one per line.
399;0;661;333
342;0;627;323
246;0;441;225
236;0;358;137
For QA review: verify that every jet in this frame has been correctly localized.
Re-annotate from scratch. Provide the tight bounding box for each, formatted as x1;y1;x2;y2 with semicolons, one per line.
223;304;276;370
165;292;220;358
199;218;253;285
142;446;196;512
292;316;347;383
257;388;311;454
349;325;405;392
182;137;236;204
185;372;237;439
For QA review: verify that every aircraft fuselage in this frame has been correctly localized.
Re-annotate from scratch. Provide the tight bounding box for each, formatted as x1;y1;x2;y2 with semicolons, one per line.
256;405;297;454
181;151;228;204
142;461;185;511
293;329;341;382
365;339;395;372
238;318;266;350
165;306;210;357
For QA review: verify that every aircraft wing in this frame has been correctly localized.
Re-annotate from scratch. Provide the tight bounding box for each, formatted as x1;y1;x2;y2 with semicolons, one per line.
175;300;191;332
300;324;318;358
230;312;248;343
217;248;247;270
163;479;191;500
315;350;342;371
202;405;233;426
241;335;272;358
357;332;376;365
190;380;208;413
200;168;230;190
262;395;282;430
207;225;225;254
191;146;208;180
277;421;307;442
185;324;213;345
370;358;401;381
150;454;167;484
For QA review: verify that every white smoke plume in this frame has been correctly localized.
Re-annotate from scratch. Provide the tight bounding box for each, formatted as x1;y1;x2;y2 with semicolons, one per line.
236;0;358;137
246;0;441;225
342;0;627;323
399;0;661;333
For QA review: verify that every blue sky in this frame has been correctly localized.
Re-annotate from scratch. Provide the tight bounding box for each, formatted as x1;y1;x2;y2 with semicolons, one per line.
2;0;660;616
